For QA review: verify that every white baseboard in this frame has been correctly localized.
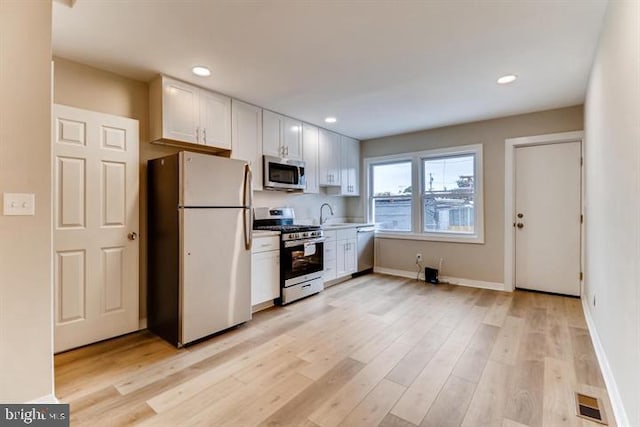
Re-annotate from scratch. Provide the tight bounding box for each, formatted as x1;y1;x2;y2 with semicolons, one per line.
439;275;505;291
374;267;418;280
28;394;60;404
581;297;630;427
373;267;506;291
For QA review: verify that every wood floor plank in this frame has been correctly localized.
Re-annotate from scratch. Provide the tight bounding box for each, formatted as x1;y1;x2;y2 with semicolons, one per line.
337;378;405;427
420;375;476;427
569;326;606;387
489;315;525;366
483;293;513;327
542;357;581;427
461;360;511;427
390;338;467;424
308;340;413;427
259;357;365;427
503;360;544;427
53;275;615;427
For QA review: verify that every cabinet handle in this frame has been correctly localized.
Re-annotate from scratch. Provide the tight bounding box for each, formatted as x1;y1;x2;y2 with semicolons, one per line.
285;146;289;156
196;127;200;142
203;128;207;144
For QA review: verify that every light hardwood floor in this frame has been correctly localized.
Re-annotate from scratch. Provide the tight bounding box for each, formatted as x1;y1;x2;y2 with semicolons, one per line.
55;274;615;427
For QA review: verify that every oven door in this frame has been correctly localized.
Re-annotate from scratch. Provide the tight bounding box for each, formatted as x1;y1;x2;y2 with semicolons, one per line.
281;238;324;286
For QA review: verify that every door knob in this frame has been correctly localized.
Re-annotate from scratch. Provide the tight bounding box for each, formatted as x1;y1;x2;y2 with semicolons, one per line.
128;232;138;241
517;213;524;218
516;223;524;229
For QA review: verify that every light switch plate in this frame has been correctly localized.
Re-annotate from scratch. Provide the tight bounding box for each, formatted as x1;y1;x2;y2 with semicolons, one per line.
3;193;35;216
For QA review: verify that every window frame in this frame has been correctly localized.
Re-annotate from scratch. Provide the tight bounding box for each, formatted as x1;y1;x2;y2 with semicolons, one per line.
368;158;414;232
364;144;484;244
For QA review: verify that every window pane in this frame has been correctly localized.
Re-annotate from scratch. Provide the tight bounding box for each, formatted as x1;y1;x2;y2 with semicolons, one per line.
371;161;412;231
373;197;412;231
372;161;412;196
423;155;475;233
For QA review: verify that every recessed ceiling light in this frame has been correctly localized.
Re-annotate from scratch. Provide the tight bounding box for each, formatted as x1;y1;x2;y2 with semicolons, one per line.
192;66;211;77
497;74;518;85
325;117;337;123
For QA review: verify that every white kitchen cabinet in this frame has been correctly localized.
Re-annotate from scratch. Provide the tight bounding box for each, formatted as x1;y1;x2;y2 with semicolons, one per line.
302;123;320;194
336;228;357;277
340;136;360;196
251;235;280;307
319;128;341;186
231;100;263;191
323;230;337;282
150;75;231;150
262;110;302;160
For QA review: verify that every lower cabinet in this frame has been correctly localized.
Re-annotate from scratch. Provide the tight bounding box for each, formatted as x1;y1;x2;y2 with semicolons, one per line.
324;228;357;283
324;231;337;282
251;236;280;306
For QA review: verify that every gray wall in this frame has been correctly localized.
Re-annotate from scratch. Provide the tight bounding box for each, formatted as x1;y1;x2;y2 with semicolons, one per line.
583;1;640;425
0;1;54;402
347;105;584;283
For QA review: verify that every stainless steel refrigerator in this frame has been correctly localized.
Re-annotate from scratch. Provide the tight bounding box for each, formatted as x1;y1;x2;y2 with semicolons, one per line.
147;151;253;347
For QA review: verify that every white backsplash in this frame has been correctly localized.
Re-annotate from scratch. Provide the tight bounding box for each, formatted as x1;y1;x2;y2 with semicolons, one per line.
253;189;348;225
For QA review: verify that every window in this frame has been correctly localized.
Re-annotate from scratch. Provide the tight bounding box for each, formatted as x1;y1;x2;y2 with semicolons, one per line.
370;161;412;231
365;144;483;243
423;154;475;234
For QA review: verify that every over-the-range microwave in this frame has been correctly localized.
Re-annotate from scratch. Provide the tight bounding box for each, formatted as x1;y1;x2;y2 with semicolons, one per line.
263;155;306;192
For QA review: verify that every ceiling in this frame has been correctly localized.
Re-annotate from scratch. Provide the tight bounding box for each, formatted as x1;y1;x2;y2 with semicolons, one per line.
52;0;608;140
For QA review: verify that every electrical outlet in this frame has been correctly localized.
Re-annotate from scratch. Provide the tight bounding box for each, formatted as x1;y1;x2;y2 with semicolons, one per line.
416;253;422;263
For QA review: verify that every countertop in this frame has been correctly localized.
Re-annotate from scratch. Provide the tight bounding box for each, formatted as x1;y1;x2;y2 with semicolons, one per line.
321;222;375;230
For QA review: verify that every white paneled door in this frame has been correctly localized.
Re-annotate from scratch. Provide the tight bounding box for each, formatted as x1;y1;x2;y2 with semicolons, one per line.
53;104;139;352
514;141;581;296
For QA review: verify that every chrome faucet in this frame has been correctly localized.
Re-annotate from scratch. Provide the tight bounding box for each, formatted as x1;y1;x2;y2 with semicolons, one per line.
320;203;334;225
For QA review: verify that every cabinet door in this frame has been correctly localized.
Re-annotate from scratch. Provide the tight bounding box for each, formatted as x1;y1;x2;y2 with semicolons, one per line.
345;238;357;273
199;90;231;149
324;239;337;282
262;110;284;157
283;116;303;160
336;240;347;277
341;136;360;196
319;128;341;186
231;100;263;191
302;123;319;194
251;250;280;305
162;77;199;143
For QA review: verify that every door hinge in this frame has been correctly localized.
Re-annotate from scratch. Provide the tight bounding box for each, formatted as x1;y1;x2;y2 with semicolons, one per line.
580;157;584;166
581;214;584;224
580;272;584;281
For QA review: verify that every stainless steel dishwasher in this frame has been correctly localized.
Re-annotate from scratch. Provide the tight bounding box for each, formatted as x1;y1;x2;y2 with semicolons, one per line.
356;225;375;273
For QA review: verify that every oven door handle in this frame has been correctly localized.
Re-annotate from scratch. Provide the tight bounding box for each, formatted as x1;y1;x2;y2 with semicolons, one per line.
283;237;326;248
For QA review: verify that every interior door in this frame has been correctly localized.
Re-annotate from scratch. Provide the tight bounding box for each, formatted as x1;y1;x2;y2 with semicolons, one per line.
53;104;139;352
514;141;581;296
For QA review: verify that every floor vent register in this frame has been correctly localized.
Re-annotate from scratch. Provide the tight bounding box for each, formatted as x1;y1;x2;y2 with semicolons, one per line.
575;392;607;424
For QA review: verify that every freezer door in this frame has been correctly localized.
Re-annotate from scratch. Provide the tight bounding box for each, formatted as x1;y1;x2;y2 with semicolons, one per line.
181;208;252;345
180;151;249;207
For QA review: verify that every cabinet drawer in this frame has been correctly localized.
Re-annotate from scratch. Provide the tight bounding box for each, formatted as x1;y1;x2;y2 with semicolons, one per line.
337;228;357;240
252;236;279;253
323;230;337;241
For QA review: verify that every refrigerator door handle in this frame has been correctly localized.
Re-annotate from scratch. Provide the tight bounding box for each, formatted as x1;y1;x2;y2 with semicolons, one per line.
243;164;253;250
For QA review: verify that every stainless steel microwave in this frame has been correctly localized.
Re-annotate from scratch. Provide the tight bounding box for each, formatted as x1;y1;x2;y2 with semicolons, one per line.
263;155;306;192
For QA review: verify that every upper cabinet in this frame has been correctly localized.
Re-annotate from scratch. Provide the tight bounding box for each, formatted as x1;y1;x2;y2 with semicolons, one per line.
319;129;341;186
150;75;231;151
340;136;360;196
263;110;302;160
302;123;320;194
231;100;263;191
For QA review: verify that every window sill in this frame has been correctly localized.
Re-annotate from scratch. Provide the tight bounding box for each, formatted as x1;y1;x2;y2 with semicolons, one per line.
375;231;485;244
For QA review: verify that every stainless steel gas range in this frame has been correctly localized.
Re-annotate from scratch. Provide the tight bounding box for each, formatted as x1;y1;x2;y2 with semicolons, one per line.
254;207;324;305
